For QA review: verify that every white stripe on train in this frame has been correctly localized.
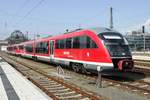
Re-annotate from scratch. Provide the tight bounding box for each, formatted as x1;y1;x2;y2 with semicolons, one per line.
21;54;113;66
54;57;113;67
20;54;114;69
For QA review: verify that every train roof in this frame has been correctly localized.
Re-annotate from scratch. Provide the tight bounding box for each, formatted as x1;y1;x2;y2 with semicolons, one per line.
30;27;119;41
61;27;118;35
50;27;119;38
8;27;120;46
88;27;118;34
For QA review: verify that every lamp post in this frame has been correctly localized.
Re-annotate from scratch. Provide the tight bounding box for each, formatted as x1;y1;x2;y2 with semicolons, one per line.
110;7;113;29
142;26;145;51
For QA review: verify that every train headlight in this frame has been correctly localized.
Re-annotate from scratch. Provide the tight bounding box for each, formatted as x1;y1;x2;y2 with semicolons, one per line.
125;61;128;65
122;52;125;55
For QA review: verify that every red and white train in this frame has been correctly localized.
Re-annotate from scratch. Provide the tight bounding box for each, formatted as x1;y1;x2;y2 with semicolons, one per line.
7;27;134;73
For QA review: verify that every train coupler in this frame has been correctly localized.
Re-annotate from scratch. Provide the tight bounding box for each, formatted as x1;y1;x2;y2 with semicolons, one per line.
117;59;133;70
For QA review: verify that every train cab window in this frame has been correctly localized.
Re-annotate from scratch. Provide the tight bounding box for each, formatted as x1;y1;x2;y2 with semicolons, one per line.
25;44;33;53
35;42;49;54
66;38;72;48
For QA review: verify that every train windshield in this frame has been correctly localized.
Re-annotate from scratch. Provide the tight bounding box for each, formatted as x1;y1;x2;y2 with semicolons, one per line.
98;32;131;57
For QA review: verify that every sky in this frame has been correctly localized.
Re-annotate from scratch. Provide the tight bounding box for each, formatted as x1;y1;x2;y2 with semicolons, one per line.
0;0;150;39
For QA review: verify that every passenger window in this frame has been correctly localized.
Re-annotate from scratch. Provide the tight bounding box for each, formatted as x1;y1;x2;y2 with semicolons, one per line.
19;45;24;50
25;44;33;53
86;36;98;48
73;37;80;48
66;38;72;48
79;36;87;48
60;39;65;49
35;42;49;54
14;46;17;50
56;40;60;49
73;36;98;49
55;36;97;49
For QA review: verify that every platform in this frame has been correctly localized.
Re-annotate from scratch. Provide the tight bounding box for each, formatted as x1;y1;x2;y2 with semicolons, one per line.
0;57;51;100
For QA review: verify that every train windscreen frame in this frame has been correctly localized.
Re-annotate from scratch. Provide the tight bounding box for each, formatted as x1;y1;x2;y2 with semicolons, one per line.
98;32;131;57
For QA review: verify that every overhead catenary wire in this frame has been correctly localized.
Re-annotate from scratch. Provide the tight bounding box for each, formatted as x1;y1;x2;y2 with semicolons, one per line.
13;0;31;18
14;0;45;26
10;0;31;28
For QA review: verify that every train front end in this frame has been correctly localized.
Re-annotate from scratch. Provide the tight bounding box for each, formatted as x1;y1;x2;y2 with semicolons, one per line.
97;29;134;71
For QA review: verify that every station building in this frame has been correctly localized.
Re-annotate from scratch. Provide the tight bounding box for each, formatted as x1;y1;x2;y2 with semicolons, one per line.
0;40;8;51
125;31;150;51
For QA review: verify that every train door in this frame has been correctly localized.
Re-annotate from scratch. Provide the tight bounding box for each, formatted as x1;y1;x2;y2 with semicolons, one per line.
50;40;54;60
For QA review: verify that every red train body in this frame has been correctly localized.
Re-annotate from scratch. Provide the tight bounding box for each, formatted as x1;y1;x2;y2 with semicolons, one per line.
7;27;134;73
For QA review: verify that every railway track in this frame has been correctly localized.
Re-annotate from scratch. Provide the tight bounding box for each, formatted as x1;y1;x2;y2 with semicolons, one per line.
134;59;150;67
134;60;150;76
2;55;101;100
103;78;150;96
1;53;150;98
72;71;150;97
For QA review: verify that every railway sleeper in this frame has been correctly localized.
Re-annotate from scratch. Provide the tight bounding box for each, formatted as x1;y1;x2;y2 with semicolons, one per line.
48;83;59;85
130;82;140;86
49;88;70;93
48;81;59;84
47;86;66;90
57;94;82;100
38;81;52;85
38;81;57;84
39;82;55;86
38;80;54;83
139;84;149;88
45;85;63;89
79;98;90;100
59;97;90;100
55;92;78;97
50;89;73;94
58;97;90;100
31;76;46;80
39;82;59;86
44;84;62;88
56;94;87;100
38;79;54;83
55;91;76;96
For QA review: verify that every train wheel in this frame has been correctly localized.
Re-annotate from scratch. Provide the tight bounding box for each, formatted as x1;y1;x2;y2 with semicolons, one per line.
80;65;90;74
72;63;81;73
33;57;37;61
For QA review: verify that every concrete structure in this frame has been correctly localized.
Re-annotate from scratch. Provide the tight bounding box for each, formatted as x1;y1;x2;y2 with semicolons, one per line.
125;31;150;51
1;46;7;51
0;40;8;51
0;57;51;100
